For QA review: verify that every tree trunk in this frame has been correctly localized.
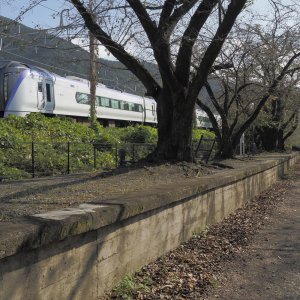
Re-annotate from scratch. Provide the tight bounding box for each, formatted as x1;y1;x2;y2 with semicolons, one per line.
257;126;278;151
89;31;97;128
150;88;195;162
277;128;285;150
216;137;234;158
215;120;235;159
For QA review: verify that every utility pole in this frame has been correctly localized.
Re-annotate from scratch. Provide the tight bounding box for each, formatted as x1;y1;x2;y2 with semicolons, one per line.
89;0;97;128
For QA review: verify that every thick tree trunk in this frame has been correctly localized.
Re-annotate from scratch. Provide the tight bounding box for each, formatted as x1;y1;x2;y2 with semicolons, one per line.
215;137;234;158
215;121;235;159
257;126;279;151
150;88;195;162
277;129;285;150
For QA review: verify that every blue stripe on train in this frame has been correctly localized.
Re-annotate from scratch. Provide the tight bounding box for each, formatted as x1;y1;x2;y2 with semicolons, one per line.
4;70;29;116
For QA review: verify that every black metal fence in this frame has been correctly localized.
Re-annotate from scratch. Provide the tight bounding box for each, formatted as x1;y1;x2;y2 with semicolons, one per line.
0;136;220;181
0;141;156;180
194;136;216;163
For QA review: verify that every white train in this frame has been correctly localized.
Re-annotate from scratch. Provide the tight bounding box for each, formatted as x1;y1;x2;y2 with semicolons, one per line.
0;60;212;128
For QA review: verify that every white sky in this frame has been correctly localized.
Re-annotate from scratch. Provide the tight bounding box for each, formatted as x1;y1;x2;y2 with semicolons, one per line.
0;0;272;28
0;0;288;61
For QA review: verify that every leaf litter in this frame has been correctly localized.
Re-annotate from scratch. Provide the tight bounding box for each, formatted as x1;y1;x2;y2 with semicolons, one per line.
102;178;293;300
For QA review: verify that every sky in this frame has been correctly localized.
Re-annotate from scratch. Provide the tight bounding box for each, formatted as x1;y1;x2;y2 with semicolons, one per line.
0;0;272;29
0;0;67;29
0;0;114;59
0;0;286;61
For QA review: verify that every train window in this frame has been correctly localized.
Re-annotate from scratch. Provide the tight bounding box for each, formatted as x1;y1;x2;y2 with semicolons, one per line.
111;99;120;109
96;96;101;106
198;116;210;123
38;82;43;92
128;103;135;111
123;102;129;110
101;97;111;107
46;83;51;102
133;104;143;112
75;92;90;104
119;101;125;110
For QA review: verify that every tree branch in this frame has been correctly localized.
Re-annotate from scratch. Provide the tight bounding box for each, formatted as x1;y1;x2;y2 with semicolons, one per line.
70;0;160;98
204;81;224;117
196;98;221;142
128;1;178;93
188;0;247;101
282;111;297;130
158;0;177;29
167;0;199;33
283;113;298;142
175;0;219;86
126;0;158;44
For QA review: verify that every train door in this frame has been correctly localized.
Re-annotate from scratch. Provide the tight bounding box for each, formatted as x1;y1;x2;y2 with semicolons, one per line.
37;81;44;110
44;80;55;113
37;80;55;113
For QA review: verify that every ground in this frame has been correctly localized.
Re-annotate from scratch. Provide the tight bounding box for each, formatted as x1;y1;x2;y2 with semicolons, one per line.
1;154;299;300
0;157;247;221
101;159;300;300
209;165;300;300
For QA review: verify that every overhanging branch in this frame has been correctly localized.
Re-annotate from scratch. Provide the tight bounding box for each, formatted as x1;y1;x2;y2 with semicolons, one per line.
71;0;160;98
189;0;248;100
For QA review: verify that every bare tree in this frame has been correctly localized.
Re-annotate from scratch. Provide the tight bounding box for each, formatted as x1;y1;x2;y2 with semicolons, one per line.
196;2;300;158
70;0;248;162
255;83;300;151
249;5;300;151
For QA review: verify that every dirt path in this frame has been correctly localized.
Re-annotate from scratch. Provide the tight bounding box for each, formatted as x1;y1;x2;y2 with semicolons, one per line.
103;159;298;300
209;166;300;300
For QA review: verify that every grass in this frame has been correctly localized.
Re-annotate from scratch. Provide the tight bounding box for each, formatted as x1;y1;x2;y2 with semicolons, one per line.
112;275;151;299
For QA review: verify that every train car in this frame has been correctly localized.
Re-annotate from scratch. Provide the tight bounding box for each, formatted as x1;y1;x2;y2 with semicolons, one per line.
0;60;213;128
195;109;216;129
0;60;156;126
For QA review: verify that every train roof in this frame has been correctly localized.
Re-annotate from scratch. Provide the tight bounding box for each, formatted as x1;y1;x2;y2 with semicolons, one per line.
0;60;27;68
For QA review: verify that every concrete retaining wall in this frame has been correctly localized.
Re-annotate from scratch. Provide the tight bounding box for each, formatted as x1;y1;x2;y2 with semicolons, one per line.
0;153;297;299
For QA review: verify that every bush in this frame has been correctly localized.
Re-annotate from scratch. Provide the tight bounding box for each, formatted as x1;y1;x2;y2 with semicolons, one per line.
120;125;157;143
0;114;158;178
193;128;215;141
0;114;214;179
0;163;30;180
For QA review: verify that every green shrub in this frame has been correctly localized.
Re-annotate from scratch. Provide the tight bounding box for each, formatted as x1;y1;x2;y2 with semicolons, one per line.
0;114;158;178
120;125;157;143
193;128;215;140
0;163;30;180
0;114;216;179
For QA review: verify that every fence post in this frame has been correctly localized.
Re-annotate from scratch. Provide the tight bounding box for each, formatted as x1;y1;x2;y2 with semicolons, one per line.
132;143;135;162
93;145;97;169
67;141;70;174
115;143;118;167
31;141;35;178
195;135;203;157
206;139;216;163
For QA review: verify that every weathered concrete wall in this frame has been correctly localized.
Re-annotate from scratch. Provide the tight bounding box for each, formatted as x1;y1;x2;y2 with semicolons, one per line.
0;153;297;299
